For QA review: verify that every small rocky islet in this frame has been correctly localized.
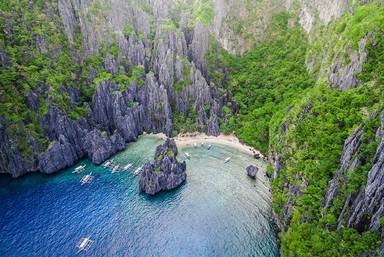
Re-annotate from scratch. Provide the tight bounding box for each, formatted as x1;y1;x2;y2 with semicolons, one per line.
139;138;187;195
246;165;258;179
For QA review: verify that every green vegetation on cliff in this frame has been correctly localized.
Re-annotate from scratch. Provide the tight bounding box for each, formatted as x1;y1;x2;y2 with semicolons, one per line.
1;0;384;255
221;13;314;153
0;0;77;154
273;5;384;256
274;83;382;256
171;0;214;26
0;0;146;157
217;3;384;256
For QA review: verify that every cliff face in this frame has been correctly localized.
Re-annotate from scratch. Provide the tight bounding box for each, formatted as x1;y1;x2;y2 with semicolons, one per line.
1;0;384;255
0;0;374;176
211;0;356;55
335;114;384;244
266;2;384;252
0;0;222;177
309;112;383;254
139;138;187;195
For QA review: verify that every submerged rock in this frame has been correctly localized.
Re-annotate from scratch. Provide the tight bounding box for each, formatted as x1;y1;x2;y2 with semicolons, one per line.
139;138;187;195
246;165;258;179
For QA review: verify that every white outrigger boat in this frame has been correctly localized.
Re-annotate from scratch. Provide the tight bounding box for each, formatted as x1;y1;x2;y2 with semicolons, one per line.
201;142;205;147
111;165;120;173
207;144;212;150
194;143;197;148
134;167;142;176
103;161;111;168
73;164;86;174
103;159;114;168
76;237;94;252
123;164;133;171
80;173;94;185
224;157;231;163
185;152;191;159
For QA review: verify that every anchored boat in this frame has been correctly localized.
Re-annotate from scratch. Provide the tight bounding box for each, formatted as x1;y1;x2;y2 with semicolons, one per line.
134;167;142;176
103;158;114;168
102;161;110;168
224;157;231;163
112;165;120;173
80;173;94;185
76;237;94;252
123;164;133;171
72;165;86;174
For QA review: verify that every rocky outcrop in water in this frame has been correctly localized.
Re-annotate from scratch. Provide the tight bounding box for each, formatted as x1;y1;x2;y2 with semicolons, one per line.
246;165;258;179
139;138;187;195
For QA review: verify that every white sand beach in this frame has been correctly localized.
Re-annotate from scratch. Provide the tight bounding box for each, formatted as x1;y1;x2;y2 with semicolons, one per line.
174;133;264;157
145;132;265;158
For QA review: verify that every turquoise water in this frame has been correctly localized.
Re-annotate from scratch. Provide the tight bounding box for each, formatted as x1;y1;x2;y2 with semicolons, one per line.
0;135;279;257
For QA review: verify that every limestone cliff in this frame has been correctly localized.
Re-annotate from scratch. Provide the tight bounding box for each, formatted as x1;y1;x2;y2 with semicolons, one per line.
2;0;375;177
1;0;383;255
139;138;187;195
0;0;222;177
211;0;356;55
326;113;384;254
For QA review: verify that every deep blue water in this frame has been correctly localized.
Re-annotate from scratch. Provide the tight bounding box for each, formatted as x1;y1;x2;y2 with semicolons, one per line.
0;135;279;257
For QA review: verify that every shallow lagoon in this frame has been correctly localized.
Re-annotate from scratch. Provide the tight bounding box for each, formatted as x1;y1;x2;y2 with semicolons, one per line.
0;135;279;257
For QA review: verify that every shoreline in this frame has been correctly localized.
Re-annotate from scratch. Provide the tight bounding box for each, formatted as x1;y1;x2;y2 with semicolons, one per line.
146;132;265;158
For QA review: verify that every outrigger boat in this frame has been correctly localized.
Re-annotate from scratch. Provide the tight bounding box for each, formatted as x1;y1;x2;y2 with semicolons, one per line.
207;144;212;150
80;173;94;185
134;167;142;176
201;142;205;147
112;165;120;173
123;164;133;171
103;159;114;168
73;164;86;174
76;237;94;252
224;157;231;163
103;161;111;168
185;152;191;159
194;143;197;148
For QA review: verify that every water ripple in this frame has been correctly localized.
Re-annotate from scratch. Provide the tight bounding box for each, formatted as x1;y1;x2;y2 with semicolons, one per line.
0;136;279;257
